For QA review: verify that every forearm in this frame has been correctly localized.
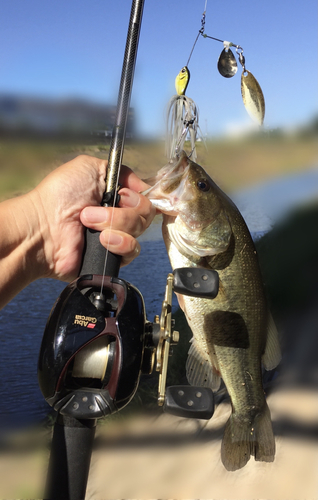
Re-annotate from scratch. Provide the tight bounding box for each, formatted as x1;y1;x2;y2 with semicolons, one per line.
0;191;46;309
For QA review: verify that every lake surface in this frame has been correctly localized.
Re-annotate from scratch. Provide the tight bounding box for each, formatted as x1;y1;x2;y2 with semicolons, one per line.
1;164;318;430
0;240;174;430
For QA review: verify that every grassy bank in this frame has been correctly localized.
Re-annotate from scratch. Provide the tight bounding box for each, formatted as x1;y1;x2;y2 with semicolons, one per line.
0;132;317;200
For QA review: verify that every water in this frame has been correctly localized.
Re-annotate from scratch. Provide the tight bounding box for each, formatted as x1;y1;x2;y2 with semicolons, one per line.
0;240;174;430
1;165;318;429
232;164;318;233
0;279;64;429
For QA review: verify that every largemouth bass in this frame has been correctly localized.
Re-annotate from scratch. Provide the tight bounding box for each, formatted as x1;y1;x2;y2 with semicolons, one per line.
144;151;281;471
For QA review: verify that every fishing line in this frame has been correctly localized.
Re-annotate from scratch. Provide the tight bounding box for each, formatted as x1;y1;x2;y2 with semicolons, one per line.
99;168;122;297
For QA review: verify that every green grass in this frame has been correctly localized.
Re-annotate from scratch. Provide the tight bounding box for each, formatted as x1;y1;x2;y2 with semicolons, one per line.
0;132;317;200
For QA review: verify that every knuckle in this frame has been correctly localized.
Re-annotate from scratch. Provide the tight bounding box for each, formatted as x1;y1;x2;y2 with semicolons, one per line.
120;210;134;228
76;154;89;162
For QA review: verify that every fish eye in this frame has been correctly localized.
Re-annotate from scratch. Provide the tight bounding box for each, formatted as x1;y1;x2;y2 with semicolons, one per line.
197;178;210;192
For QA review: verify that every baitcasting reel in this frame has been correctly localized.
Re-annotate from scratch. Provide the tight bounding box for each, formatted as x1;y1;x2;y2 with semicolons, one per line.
38;268;218;421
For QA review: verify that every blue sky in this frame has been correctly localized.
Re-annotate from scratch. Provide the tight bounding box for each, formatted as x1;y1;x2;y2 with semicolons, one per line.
0;0;317;136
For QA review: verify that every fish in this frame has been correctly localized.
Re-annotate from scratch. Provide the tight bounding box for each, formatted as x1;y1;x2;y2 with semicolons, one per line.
175;66;190;96
144;151;281;471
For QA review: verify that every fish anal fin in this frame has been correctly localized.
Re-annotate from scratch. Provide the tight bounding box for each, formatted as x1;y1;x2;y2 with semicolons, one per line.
186;339;221;391
221;404;275;472
262;312;281;371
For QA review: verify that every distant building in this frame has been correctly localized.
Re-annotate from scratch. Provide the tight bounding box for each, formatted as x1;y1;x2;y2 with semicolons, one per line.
0;94;134;140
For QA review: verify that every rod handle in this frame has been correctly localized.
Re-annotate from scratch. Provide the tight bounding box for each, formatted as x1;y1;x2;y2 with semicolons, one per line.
79;228;121;277
45;415;96;500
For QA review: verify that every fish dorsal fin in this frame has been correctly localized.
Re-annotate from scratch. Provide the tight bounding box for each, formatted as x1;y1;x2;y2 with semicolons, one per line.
186;339;221;391
262;312;281;371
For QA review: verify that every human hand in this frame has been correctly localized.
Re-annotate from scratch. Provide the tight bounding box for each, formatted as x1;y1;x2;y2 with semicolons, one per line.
30;155;156;282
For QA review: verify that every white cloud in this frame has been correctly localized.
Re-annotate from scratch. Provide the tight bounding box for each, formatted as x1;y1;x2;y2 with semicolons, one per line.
223;120;260;138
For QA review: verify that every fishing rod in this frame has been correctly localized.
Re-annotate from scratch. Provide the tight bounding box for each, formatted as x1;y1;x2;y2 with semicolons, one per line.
39;1;145;498
38;1;217;498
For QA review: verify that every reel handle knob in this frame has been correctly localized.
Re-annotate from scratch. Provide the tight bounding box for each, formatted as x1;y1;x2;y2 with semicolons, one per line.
163;385;214;420
173;268;219;299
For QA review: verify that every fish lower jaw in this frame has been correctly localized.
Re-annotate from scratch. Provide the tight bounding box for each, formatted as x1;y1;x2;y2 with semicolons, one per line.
148;199;178;215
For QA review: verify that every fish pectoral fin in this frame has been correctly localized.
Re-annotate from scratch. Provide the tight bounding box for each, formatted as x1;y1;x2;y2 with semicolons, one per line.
221;404;275;471
186;339;221;391
175;292;185;312
262;312;281;371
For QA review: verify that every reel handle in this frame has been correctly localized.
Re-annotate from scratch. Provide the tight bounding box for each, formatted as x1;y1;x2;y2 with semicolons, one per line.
154;268;218;420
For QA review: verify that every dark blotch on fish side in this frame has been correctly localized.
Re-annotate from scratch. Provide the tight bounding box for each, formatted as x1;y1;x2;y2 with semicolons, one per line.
204;310;250;349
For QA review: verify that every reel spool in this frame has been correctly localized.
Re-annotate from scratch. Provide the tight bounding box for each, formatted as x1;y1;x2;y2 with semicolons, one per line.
72;336;111;380
38;268;218;421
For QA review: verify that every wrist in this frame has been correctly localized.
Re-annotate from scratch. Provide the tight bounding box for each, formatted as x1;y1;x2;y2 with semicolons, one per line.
0;191;48;308
5;190;48;282
25;188;52;280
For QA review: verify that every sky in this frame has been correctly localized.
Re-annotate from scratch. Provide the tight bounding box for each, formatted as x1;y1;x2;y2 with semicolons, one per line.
0;0;317;137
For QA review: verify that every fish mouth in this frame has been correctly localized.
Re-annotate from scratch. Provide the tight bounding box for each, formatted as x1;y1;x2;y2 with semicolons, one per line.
142;152;190;215
143;151;189;186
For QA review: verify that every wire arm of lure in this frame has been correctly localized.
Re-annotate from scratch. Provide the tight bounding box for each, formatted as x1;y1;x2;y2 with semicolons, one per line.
201;32;243;53
199;9;206;34
186;7;206;67
186;4;243;67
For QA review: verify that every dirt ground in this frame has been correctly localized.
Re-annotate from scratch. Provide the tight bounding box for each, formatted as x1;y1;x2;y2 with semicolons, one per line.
1;302;318;500
85;295;318;499
89;294;318;499
85;388;318;499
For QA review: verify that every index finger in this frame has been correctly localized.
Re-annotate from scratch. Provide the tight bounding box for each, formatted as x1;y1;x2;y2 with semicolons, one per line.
119;165;150;192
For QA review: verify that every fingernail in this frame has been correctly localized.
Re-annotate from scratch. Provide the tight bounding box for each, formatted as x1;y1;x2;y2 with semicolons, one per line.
106;232;123;246
119;189;140;208
83;207;108;223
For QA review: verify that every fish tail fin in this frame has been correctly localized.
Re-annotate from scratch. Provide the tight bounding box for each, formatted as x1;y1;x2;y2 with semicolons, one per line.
221;404;275;471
